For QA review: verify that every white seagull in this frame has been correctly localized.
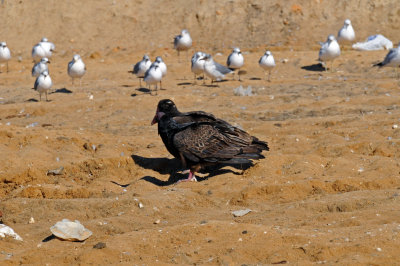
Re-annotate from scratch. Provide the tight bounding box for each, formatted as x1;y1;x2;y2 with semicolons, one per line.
337;19;355;45
373;43;400;78
319;35;341;72
259;50;276;81
174;29;192;60
32;43;47;63
144;61;163;95
191;51;206;82
154;56;167;89
68;54;86;88
39;37;55;58
201;54;233;84
0;42;11;73
133;55;151;87
32;57;50;77
34;70;52;101
227;47;244;81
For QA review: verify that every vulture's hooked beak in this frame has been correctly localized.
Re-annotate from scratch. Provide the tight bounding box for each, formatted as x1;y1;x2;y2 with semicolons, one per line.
151;109;165;125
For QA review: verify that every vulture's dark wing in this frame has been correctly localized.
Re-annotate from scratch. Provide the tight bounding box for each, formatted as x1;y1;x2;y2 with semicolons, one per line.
172;120;268;164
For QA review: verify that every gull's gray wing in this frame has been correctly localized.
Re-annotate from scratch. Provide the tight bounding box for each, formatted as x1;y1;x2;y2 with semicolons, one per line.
382;48;398;66
214;61;232;74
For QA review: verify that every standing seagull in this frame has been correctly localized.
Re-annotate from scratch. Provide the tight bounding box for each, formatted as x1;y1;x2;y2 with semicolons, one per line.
39;37;55;58
191;51;206;82
319;35;341;72
155;56;167;89
259;50;276;81
0;42;11;73
202;54;233;84
227;47;244;81
174;29;192;61
133;55;151;87
151;99;269;182
373;43;400;78
32;43;47;63
34;70;52;101
337;19;355;45
144;61;163;95
68;54;86;88
32;57;50;77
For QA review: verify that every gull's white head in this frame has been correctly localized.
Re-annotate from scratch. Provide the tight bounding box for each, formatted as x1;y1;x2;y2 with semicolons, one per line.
41;57;50;64
143;54;150;61
155;56;163;63
0;42;6;47
199;54;212;63
265;50;272;56
42;70;49;77
327;35;336;43
344;19;351;26
41;37;48;42
233;47;241;53
73;54;81;61
181;29;189;35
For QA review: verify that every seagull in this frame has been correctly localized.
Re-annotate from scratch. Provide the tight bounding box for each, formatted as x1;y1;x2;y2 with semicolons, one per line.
155;56;167;89
373;43;400;78
227;47;244;81
32;43;47;63
34;70;52;101
133;55;151;87
191;52;207;82
144;61;163;95
337;19;355;45
68;54;86;88
191;51;206;82
201;54;233;84
319;35;341;72
32;57;50;77
39;37;55;58
0;42;11;73
174;29;192;60
259;50;276;81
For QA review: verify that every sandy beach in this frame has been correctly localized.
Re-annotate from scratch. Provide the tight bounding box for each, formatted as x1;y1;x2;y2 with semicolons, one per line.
1;0;400;264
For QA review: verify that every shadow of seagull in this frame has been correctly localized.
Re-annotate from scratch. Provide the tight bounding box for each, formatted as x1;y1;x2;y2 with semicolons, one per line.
52;88;73;94
26;98;39;102
301;63;325;72
136;87;151;93
177;82;192;86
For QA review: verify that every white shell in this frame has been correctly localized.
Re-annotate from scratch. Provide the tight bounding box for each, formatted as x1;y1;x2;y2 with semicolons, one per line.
50;219;92;241
231;209;252;217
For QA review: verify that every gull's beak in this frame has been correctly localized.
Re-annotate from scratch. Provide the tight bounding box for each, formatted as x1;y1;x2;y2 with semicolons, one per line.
48;61;51;64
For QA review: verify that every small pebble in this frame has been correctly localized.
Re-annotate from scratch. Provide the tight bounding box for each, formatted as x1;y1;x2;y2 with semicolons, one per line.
138;202;144;208
93;242;106;249
28;217;35;224
154;219;160;224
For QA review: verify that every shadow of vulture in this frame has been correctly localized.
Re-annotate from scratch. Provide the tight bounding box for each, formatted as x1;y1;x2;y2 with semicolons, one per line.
131;154;254;185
